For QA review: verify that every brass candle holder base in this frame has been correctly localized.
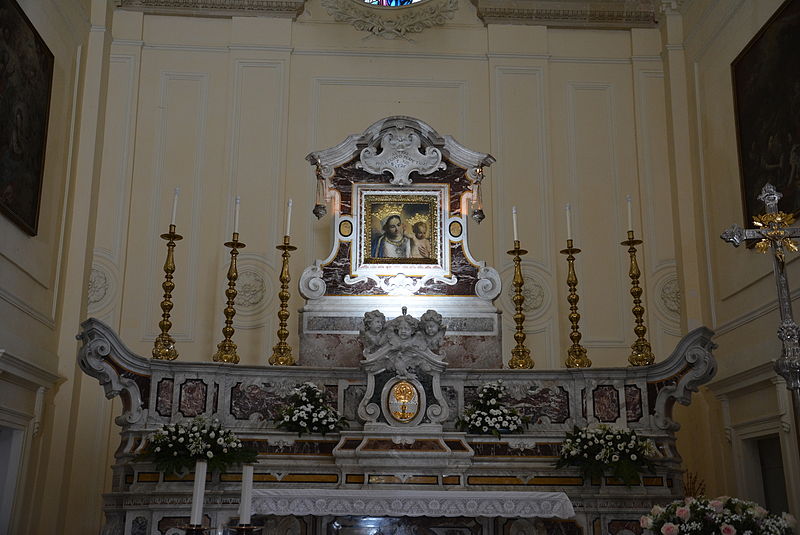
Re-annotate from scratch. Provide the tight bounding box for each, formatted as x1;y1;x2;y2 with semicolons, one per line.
269;235;297;366
213;232;246;364
507;239;534;369
621;230;654;366
153;225;182;360
232;526;262;534
560;239;590;368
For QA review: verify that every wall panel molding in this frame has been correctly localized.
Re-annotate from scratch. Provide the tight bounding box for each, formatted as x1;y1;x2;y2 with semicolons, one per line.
565;81;626;345
142;72;210;343
492;65;553;276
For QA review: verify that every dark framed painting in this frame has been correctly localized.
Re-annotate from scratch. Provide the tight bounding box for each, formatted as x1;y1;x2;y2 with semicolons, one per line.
0;0;54;235
732;0;800;225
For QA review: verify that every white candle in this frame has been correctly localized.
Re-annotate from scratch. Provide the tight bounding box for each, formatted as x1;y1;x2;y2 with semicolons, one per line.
626;194;633;231
512;206;519;242
170;187;180;226
234;196;241;234
566;203;573;241
239;464;254;525
190;459;208;525
285;198;293;237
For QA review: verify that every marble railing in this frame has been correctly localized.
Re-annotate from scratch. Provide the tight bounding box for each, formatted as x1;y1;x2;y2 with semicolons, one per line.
77;317;716;535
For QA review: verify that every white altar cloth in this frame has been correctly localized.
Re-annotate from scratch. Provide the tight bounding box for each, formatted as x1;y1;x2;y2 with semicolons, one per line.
252;489;574;519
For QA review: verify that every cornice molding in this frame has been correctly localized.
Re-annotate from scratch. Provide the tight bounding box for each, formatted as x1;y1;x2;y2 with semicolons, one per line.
117;0;662;30
117;0;306;19
471;0;657;29
0;350;61;389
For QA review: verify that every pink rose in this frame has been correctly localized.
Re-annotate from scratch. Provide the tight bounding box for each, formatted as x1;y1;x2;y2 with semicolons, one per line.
709;500;724;513
661;523;678;535
721;524;736;535
640;516;653;529
783;513;797;529
675;506;690;521
754;506;768;518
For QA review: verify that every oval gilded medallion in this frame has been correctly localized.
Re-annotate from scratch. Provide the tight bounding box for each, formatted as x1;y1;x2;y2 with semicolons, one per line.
388;380;419;422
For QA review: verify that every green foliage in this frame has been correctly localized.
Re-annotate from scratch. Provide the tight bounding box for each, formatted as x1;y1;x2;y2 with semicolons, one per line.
139;416;257;475
641;496;796;535
554;424;655;486
275;382;348;436
456;380;527;439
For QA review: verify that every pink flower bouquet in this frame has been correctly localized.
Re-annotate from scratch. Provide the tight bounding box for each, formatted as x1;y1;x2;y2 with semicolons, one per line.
640;496;796;535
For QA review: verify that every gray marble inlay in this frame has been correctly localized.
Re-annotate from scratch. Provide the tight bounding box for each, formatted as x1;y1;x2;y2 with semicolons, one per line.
305;315;495;335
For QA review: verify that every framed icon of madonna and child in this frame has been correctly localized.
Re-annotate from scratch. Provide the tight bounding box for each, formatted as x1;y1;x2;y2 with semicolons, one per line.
358;189;443;267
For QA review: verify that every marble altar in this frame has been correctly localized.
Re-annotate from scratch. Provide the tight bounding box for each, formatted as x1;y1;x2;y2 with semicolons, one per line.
76;117;718;535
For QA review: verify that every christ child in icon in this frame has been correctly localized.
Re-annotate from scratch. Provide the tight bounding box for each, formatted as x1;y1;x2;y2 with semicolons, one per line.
410;221;432;259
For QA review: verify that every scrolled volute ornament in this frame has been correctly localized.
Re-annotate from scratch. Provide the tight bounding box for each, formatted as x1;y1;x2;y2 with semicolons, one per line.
299;263;327;300
356;127;446;186
475;266;501;300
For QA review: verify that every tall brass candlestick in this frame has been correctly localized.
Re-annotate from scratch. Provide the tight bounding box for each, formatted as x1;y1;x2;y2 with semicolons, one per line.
507;240;534;369
621;230;654;366
269;235;297;366
153;224;182;360
560;239;590;368
212;232;245;364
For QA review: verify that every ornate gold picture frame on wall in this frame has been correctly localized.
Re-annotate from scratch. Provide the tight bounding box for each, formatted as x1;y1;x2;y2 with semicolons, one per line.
364;194;438;265
354;185;449;277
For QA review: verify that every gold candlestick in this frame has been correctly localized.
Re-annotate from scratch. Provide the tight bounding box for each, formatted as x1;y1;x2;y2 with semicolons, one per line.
269;235;297;366
212;232;246;364
153;224;182;360
507;239;534;369
560;239;590;368
621;230;654;366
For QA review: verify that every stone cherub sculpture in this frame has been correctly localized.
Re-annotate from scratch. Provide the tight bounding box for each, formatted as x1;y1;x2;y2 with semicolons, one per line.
360;309;387;353
359;307;447;357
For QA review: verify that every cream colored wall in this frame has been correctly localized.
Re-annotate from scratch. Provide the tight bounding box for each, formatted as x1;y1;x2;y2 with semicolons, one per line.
0;0;119;534
669;0;799;513
95;3;679;374
2;0;723;532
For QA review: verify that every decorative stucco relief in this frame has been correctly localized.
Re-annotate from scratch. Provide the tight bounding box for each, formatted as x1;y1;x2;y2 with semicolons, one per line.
320;0;459;39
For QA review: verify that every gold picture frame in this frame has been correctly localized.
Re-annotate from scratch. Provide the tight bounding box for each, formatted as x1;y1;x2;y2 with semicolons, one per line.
362;193;439;265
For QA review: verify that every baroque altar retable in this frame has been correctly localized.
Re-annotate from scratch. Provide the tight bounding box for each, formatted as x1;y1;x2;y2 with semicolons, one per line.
78;116;717;535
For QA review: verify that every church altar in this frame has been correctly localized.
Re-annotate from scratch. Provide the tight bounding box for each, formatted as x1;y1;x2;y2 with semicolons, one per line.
77;117;718;535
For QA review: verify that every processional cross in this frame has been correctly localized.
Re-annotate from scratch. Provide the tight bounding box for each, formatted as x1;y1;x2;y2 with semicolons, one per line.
721;184;800;436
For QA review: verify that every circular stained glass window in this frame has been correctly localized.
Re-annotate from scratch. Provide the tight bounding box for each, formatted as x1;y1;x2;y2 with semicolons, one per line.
362;0;424;5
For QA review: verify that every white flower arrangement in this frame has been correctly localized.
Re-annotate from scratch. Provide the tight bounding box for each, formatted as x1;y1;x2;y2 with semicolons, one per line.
555;423;656;485
143;416;256;474
275;382;347;436
456;380;527;438
641;496;796;535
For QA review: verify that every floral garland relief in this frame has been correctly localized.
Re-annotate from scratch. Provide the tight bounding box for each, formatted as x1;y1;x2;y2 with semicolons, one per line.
456;380;528;438
320;0;459;40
